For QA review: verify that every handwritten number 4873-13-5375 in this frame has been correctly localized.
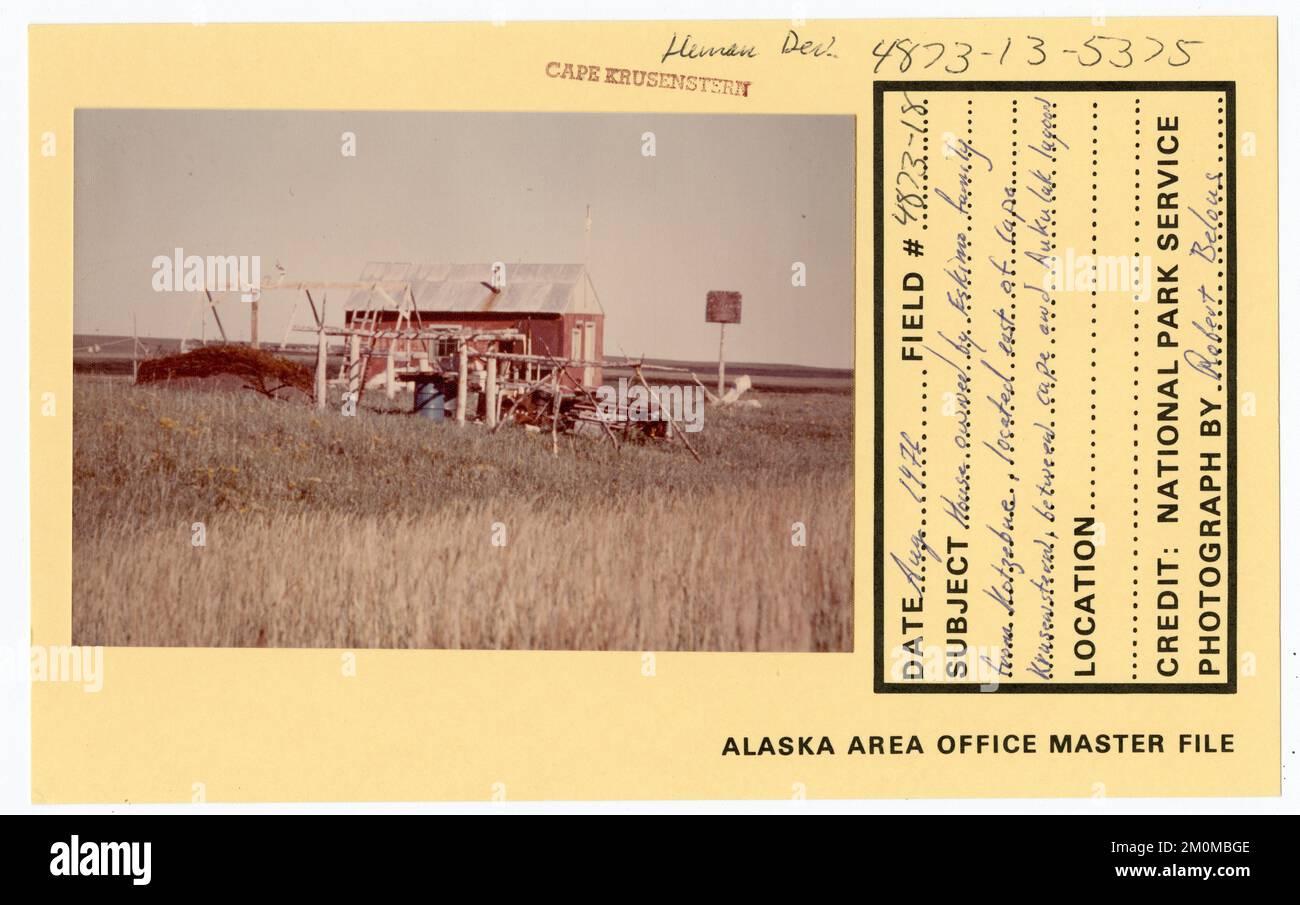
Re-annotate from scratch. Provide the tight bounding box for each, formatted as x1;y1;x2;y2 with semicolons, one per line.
870;36;1203;75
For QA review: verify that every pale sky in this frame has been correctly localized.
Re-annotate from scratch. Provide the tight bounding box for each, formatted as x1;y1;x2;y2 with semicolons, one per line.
75;110;854;368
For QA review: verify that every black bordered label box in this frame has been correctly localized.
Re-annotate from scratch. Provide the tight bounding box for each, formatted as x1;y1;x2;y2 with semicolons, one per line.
873;81;1236;693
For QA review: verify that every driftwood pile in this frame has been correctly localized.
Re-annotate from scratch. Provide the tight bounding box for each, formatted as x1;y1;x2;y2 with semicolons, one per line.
136;345;314;399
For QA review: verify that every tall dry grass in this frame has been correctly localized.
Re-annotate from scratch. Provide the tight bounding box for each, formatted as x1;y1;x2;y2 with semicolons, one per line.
72;376;853;651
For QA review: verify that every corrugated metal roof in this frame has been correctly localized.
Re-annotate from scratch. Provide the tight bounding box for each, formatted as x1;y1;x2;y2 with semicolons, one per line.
348;262;594;314
346;262;413;310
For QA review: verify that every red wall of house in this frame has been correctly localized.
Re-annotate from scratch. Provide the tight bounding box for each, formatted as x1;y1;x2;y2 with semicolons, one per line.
346;311;603;388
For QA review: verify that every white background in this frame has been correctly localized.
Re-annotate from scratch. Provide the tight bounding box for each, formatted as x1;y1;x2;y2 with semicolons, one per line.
0;0;1292;815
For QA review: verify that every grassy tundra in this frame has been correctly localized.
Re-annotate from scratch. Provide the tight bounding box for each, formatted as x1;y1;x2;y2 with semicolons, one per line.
72;376;853;651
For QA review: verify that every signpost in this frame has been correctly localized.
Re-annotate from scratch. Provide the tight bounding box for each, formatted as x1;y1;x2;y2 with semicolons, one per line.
705;290;742;397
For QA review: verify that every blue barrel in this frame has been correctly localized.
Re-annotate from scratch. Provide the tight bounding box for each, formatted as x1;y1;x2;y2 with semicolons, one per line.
414;381;446;421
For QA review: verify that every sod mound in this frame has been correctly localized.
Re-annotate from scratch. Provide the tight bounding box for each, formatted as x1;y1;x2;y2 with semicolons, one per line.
136;345;313;399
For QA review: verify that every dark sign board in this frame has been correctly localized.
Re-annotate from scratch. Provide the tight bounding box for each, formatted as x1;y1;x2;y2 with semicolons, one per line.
705;291;742;324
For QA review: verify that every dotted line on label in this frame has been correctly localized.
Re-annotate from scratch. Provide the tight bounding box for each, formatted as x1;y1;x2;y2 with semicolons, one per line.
966;98;974;488
1217;96;1225;394
922;109;930;233
1132;96;1142;681
1010;98;1018;464
920;98;930;589
1089;102;1099;511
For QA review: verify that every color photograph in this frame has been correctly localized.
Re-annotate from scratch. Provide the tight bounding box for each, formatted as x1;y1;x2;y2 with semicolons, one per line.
71;110;855;650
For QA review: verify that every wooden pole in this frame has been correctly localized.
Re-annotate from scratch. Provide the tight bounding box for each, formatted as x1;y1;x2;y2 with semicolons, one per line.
717;322;726;398
485;355;498;427
304;288;321;328
550;368;560;457
456;340;468;425
354;342;376;408
204;289;227;342
385;344;397;400
291;326;526;342
131;312;139;383
278;295;300;349
635;364;701;463
315;296;328;411
347;333;361;395
250;297;260;349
